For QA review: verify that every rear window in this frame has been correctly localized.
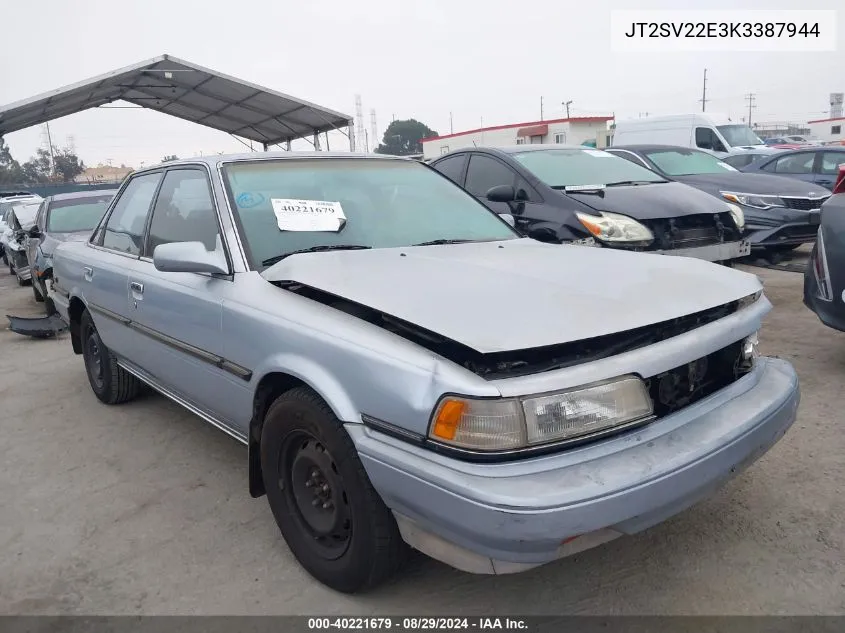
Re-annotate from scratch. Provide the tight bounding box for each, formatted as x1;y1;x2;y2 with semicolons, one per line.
46;195;113;233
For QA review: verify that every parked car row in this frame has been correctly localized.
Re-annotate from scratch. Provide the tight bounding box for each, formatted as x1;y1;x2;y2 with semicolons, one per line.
2;191;114;310
430;144;828;258
34;152;799;594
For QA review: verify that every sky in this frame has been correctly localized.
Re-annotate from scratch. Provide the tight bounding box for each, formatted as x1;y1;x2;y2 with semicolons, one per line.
0;0;842;169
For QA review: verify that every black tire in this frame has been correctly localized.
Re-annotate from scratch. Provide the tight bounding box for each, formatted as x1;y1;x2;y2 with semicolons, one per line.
32;283;44;302
80;309;141;405
260;387;408;593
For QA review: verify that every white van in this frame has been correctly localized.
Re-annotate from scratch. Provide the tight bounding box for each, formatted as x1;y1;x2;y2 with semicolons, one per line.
612;114;776;158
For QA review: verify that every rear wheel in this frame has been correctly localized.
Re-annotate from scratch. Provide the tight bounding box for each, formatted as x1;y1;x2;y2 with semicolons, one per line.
80;309;141;405
260;387;408;593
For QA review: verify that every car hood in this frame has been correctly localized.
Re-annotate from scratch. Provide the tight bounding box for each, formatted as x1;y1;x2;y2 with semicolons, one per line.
261;239;760;353
564;181;731;220
675;172;829;197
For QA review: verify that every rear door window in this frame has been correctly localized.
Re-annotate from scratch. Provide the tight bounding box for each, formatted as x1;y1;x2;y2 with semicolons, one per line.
773;153;815;174
820;152;845;175
100;173;162;255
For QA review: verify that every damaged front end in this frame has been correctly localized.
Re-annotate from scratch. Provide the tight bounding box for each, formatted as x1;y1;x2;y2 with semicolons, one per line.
273;279;741;380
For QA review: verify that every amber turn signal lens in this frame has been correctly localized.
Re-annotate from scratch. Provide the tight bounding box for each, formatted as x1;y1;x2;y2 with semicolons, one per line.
432;399;465;440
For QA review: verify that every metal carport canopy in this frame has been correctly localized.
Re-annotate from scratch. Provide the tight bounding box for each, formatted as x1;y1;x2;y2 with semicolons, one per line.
0;54;354;149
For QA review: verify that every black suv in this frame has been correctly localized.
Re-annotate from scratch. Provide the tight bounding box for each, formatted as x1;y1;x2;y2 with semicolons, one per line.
430;146;748;263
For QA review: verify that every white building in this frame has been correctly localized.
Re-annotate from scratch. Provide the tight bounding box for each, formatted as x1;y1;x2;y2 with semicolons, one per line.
807;116;845;144
420;116;615;159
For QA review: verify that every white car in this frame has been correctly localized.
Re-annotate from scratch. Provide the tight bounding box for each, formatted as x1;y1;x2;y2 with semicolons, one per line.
1;194;42;265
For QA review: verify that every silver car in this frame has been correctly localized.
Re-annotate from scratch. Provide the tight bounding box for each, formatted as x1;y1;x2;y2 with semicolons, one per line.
50;153;800;593
25;190;114;313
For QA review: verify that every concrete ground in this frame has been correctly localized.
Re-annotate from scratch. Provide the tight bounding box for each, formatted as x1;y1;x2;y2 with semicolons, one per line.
1;258;844;615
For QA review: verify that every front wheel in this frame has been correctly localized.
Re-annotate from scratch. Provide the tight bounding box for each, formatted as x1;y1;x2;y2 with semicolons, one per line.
260;387;409;593
80;309;141;405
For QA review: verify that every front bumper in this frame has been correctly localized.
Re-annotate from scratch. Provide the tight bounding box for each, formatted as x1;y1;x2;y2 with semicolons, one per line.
351;356;799;574
745;210;821;247
654;239;750;262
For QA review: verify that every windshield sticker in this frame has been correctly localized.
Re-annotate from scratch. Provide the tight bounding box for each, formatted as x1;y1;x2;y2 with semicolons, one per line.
236;192;265;208
271;198;346;232
582;149;613;157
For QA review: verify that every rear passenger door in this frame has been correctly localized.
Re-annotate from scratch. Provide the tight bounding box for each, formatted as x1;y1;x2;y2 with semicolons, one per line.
127;167;240;429
86;171;163;357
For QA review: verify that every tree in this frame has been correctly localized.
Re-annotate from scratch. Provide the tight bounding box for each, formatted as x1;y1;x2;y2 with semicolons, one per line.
161;155;179;162
0;137;24;184
53;147;85;182
19;145;85;183
374;119;437;156
21;148;52;184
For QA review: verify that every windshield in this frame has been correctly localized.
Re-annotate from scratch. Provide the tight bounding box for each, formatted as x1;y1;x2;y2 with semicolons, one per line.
46;195;112;233
643;148;738;176
222;158;518;269
512;148;665;187
716;125;763;147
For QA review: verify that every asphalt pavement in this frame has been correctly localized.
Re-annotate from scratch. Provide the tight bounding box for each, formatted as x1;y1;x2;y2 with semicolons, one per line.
1;257;844;615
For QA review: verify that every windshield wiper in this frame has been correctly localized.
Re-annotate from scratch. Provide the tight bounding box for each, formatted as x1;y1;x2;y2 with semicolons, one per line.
604;180;668;186
411;238;477;247
261;244;371;267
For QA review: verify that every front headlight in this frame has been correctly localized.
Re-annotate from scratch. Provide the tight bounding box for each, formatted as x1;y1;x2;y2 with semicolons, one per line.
726;203;745;231
429;375;654;452
575;211;654;244
721;192;786;210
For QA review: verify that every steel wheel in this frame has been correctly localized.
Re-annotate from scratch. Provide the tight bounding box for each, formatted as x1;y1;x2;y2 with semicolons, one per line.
283;433;352;560
84;328;105;391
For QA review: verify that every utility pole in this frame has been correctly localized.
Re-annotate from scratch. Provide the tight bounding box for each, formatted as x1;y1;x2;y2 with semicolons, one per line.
562;100;572;118
700;69;708;112
745;93;757;127
44;122;56;177
449;111;453;134
540;96;544;121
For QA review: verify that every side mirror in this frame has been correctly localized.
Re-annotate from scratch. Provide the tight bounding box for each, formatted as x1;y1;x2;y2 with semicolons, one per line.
28;226;41;238
498;213;516;227
486;184;517;202
153;241;229;275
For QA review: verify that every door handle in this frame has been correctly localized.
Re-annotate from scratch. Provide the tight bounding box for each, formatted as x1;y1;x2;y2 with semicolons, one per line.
83;266;93;281
129;281;144;294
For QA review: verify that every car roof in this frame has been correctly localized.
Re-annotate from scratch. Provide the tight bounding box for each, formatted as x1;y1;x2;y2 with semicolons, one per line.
608;144;710;153
45;189;117;202
130;151;411;176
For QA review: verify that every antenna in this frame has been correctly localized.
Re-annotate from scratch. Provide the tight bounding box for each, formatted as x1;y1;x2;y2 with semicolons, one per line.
354;94;366;152
700;69;709;112
370;109;378;151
